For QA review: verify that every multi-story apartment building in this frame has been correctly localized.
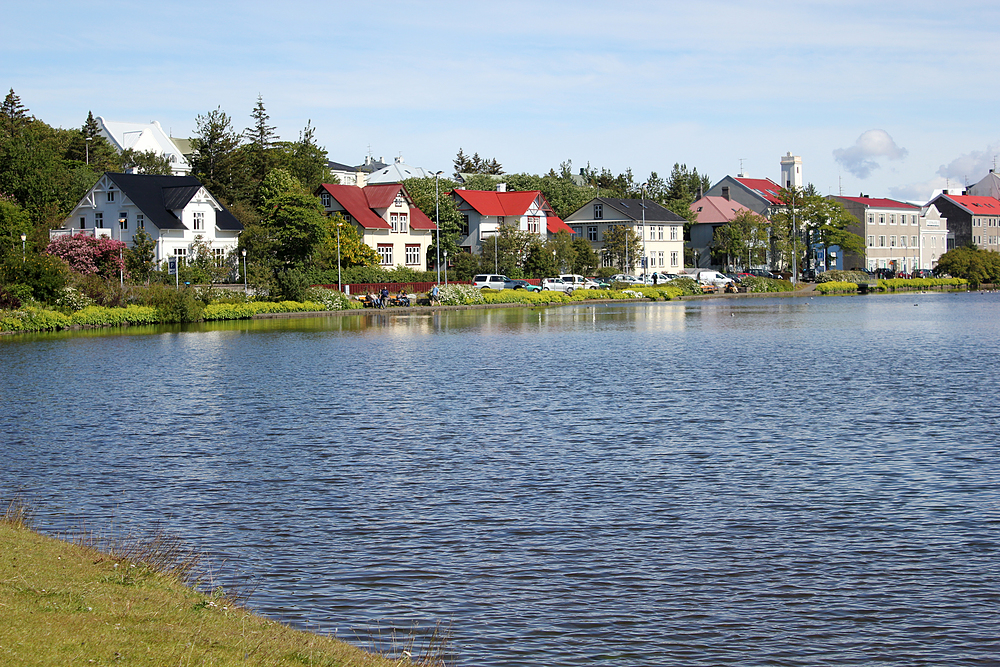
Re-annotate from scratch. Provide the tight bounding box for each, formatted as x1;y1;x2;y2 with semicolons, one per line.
831;195;947;272
926;193;1000;254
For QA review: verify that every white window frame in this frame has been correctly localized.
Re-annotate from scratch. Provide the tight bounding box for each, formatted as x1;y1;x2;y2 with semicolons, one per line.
405;244;420;265
193;211;205;231
377;244;393;265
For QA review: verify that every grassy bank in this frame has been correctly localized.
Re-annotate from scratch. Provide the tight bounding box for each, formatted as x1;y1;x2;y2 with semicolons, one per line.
0;504;441;666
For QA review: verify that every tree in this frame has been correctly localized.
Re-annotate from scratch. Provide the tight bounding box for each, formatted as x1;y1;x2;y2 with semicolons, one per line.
549;231;576;274
663;163;711;227
524;240;557;278
602;224;643;272
125;228;156;284
479;223;535;276
453;148;503;178
0;197;32;261
771;186;865;273
402;176;464;266
712;210;769;271
45;233;127;280
119;148;173;175
280;120;328;192
0;89;30;141
244;95;278;192
254;168;326;268
314;213;379;270
935;246;1000;286
569;237;599;275
190;106;243;203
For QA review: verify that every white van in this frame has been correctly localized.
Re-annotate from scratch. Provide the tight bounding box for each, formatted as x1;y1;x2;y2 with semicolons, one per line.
559;274;599;289
691;270;734;287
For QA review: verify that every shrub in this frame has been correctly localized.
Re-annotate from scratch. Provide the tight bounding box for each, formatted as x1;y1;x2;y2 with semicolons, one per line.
145;286;205;323
303;287;353;310
741;276;793;293
0;306;72;331
817;270;871;284
815;281;858;294
54;286;95;312
274;267;311;302
438;284;484;305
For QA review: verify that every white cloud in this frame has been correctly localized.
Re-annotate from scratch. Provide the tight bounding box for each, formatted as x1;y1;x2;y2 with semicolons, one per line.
936;143;1000;184
833;130;909;179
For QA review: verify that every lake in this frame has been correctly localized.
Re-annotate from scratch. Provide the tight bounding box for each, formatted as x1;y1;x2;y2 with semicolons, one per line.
3;291;999;666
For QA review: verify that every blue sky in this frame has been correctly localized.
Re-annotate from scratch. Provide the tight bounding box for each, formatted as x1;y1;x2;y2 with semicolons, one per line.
3;0;999;202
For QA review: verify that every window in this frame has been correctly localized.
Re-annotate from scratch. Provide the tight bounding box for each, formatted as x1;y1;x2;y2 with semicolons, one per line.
119;212;127;230
95;212;103;228
867;214;875;225
879;235;885;247
213;248;225;267
594;203;603;219
136;214;144;229
890;214;896;225
911;236;917;247
107;189;115;203
79;216;86;230
931;237;937;247
394;194;404;207
890;235;896;247
528;216;540;233
658;251;665;267
637;225;644;240
460;215;470;237
867;235;875;247
588;226;598;241
602;252;614;268
377;244;392;265
497;216;505;226
879;214;886;225
670;251;679;267
658;226;664;240
321;192;331;207
174;247;187;265
405;244;420;265
193;211;204;231
670;226;678;240
900;236;906;247
390;212;399;232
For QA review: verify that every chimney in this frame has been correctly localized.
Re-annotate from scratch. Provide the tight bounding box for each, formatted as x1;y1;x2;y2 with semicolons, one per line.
697;186;703;200
721;186;730;201
497;183;507;192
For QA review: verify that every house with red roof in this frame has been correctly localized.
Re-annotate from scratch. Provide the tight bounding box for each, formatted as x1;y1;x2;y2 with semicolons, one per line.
705;175;786;218
564;197;687;274
688;195;762;269
926;192;999;255
315;183;436;268
831;195;947;273
450;185;573;255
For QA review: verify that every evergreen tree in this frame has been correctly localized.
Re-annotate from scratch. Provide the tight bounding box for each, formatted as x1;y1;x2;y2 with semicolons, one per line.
191;106;243;203
0;89;30;140
244;95;278;191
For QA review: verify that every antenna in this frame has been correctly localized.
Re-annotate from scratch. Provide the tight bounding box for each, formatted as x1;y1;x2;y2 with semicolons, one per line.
739;158;746;174
838;173;843;196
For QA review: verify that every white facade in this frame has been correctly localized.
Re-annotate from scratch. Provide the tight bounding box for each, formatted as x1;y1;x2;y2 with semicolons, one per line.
919;204;948;270
96;117;191;175
565;199;686;275
780;152;802;189
57;174;241;267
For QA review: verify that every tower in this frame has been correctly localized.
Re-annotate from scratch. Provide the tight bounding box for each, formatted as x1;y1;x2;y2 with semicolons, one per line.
780;152;802;189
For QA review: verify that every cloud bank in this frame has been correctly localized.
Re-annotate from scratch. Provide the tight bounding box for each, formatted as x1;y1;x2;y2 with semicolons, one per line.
936;142;1000;183
833;130;909;179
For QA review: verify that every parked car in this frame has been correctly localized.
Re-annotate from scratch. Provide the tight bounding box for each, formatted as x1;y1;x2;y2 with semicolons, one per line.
505;278;541;292
609;274;643;285
588;277;612;289
473;274;508;290
559;274;600;290
800;268;817;282
912;269;934;278
747;269;776;279
689;270;735;287
540;277;574;293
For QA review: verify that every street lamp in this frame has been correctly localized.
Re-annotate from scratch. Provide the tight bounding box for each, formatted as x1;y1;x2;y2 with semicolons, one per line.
443;250;448;286
434;170;443;284
85;137;91;165
118;218;126;285
241;249;248;293
640;184;647;279
336;220;342;293
20;233;26;262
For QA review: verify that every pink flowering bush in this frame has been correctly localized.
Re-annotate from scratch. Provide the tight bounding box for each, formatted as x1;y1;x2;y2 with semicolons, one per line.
46;233;127;280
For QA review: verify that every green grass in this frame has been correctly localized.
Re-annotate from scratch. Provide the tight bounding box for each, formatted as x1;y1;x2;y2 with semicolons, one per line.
0;500;447;666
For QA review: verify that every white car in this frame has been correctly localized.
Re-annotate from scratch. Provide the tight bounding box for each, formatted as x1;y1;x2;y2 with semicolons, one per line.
609;274;644;285
559;274;600;290
540;277;574;293
472;274;508;290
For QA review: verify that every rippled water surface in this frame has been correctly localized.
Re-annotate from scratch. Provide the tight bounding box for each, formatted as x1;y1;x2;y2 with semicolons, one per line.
3;292;999;665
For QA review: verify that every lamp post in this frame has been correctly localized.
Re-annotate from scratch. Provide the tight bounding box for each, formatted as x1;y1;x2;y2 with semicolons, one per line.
434;170;443;284
118;218;126;285
85;137;91;165
20;233;26;262
336;220;342;293
640;184;647;280
241;249;248;293
790;188;798;285
443;250;448;286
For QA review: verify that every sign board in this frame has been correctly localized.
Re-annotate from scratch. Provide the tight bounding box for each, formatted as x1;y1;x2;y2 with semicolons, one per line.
168;257;177;276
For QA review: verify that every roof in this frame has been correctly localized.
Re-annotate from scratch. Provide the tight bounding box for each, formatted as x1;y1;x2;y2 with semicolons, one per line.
733;177;785;205
591;197;687;223
452;189;549;217
96;117;190;174
103;172;242;231
935;194;1000;215
547;215;575;234
316;183;436;231
366;158;437;184
835;196;920;210
690;196;755;224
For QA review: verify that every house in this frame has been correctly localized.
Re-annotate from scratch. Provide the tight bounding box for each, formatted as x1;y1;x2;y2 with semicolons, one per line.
704;175;786;218
926;193;1000;254
564;197;687;274
55;172;243;266
366;156;438;184
95;117;191;175
688;195;759;269
830;195;942;272
326;155;389;188
450;186;573;255
315;183;436;268
967;170;1000;199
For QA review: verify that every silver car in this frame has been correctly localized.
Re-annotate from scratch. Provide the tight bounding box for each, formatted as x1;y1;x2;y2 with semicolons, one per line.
540;277;574;293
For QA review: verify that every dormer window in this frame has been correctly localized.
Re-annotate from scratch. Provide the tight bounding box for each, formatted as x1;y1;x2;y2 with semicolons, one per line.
321;192;331;207
594;203;603;219
394;194;404;207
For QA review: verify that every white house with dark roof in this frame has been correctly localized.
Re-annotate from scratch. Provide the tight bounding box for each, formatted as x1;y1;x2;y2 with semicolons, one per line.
56;173;243;266
564;197;687;274
96;117;191;175
315;182;437;268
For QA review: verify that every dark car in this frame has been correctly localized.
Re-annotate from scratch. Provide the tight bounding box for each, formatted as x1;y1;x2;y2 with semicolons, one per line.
504;278;540;292
912;269;934;278
747;269;776;279
875;268;896;279
800;268;817;282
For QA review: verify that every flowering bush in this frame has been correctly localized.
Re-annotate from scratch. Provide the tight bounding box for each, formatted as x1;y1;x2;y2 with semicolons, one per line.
437;284;484;305
303;287;357;310
46;233;127;280
54;286;95;312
